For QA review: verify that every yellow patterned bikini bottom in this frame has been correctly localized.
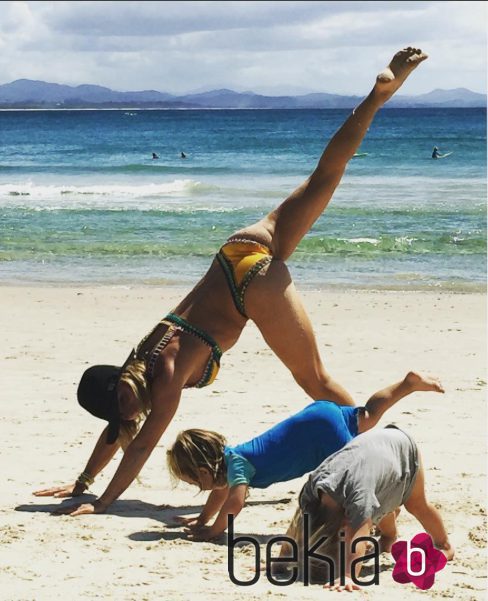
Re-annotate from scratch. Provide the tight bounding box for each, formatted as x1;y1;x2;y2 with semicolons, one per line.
216;238;273;318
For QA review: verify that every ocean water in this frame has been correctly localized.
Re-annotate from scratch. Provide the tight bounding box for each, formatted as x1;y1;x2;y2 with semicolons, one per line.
0;108;485;290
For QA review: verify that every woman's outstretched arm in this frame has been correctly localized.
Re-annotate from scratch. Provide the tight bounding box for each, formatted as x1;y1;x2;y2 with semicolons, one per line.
55;387;181;516
33;425;120;498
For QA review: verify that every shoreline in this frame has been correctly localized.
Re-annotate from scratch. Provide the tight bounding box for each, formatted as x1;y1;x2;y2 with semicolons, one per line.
1;280;485;293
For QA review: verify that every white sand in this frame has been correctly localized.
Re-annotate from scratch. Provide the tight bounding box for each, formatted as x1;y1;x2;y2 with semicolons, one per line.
1;285;486;600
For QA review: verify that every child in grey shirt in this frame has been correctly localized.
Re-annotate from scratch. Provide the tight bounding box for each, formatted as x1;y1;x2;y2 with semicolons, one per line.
283;426;454;591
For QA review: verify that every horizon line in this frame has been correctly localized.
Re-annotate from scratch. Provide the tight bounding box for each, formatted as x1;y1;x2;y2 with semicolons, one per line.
1;78;486;98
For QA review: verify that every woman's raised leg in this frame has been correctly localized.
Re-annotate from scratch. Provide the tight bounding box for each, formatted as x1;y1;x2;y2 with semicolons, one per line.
235;48;428;260
244;49;428;407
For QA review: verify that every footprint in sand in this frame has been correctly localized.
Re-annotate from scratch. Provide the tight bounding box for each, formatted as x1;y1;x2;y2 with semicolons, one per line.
468;524;487;548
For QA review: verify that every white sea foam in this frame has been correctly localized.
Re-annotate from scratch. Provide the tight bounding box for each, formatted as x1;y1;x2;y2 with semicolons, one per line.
338;237;380;245
0;179;220;209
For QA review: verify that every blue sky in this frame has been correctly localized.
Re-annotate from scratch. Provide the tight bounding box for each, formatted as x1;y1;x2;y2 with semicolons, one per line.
0;1;486;95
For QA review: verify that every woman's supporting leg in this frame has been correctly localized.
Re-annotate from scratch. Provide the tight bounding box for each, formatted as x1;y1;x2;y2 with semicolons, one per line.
245;260;356;406
234;48;428;260
358;371;444;432
404;458;455;560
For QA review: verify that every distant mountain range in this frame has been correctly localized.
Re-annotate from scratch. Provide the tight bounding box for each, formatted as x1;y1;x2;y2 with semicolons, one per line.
0;79;485;109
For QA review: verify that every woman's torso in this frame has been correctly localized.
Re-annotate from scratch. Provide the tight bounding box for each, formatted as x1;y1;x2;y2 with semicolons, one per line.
172;256;248;351
138;232;276;391
136;255;249;391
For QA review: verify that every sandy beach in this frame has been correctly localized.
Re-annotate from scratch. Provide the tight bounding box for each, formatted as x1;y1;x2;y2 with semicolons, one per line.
1;285;486;601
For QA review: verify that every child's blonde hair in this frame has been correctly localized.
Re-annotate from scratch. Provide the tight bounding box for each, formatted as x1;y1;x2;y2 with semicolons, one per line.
117;359;152;450
288;503;344;584
167;429;227;490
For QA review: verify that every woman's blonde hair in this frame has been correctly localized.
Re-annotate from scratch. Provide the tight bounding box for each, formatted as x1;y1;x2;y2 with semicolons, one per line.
167;429;227;490
117;359;152;451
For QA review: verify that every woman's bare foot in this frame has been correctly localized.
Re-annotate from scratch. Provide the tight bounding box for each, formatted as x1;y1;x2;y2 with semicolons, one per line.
374;47;428;100
405;371;445;394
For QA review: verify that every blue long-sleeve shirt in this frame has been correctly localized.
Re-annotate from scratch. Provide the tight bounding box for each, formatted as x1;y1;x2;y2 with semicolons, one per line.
224;401;358;489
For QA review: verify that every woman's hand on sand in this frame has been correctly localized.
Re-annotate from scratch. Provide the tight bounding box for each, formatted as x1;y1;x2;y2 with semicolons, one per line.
33;482;87;498
53;500;107;517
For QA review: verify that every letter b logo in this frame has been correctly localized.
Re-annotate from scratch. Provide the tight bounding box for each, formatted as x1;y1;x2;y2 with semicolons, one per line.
391;533;447;590
406;540;426;576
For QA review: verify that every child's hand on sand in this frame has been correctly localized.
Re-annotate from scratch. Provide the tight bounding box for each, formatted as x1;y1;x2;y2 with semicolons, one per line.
324;576;361;592
175;515;205;529
185;525;220;541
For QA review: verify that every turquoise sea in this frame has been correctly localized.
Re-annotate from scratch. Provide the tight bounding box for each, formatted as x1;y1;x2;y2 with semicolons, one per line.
0;108;485;290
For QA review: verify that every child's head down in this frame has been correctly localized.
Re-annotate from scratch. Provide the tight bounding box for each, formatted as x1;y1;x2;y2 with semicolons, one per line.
167;429;228;490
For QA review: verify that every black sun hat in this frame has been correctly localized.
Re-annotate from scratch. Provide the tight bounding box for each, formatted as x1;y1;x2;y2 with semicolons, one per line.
77;364;122;444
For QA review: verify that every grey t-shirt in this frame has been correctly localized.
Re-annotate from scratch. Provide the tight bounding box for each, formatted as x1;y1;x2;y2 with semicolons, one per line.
299;426;419;530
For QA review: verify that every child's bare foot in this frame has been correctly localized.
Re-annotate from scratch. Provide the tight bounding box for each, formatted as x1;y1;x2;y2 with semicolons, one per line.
374;47;428;100
437;542;455;561
405;371;445;394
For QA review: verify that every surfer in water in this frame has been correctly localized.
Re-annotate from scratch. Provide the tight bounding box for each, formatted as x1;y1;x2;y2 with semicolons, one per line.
33;48;429;517
432;146;452;159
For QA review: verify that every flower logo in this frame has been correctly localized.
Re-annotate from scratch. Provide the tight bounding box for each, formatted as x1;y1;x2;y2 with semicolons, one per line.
391;532;447;590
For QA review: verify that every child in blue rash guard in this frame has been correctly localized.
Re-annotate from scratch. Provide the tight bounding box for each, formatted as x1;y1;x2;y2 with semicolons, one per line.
166;372;443;541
